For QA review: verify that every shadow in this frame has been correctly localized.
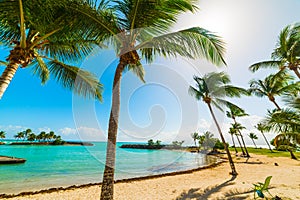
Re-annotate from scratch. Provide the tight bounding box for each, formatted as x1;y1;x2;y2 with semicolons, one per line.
176;175;253;200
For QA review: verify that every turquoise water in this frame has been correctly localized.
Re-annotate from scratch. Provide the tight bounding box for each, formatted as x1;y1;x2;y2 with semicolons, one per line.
0;142;211;194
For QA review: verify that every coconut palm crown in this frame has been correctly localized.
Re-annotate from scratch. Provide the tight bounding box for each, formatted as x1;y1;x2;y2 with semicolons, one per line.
249;23;300;78
248;70;300;110
0;0;102;100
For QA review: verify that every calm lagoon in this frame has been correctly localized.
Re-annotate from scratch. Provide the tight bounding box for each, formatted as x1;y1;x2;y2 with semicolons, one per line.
0;142;212;194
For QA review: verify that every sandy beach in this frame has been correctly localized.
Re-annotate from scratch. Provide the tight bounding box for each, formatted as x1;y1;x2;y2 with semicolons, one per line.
3;153;300;200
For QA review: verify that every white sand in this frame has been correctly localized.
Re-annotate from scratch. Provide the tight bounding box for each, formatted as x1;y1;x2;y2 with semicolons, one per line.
5;154;300;200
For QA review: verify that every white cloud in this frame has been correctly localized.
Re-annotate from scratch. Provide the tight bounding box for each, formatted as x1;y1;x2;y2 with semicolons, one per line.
59;127;77;135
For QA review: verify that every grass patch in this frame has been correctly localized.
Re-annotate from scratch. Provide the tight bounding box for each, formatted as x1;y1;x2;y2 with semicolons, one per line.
229;147;300;158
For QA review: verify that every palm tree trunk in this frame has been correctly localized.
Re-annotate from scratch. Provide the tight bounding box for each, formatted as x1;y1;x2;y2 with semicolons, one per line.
271;99;281;110
238;132;250;157
235;135;245;155
0;63;19;99
288;149;297;160
100;63;124;200
207;103;237;175
231;134;238;154
261;132;273;152
251;139;257;148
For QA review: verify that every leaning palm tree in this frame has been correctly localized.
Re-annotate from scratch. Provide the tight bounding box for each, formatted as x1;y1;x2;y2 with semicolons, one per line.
226;104;249;156
0;0;102;99
228;127;238;154
189;72;249;175
249;70;300;110
231;122;250;157
248;133;258;148
191;132;199;147
68;1;228;199
255;123;273;152
249;23;300;78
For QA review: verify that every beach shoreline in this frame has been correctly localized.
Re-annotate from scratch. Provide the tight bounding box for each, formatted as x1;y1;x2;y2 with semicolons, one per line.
0;156;224;198
2;153;300;200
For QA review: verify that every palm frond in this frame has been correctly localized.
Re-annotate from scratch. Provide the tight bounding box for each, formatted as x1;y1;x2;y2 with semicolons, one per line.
47;59;103;101
31;55;50;84
188;86;203;101
0;60;8;67
249;60;282;72
137;27;226;66
124;61;145;83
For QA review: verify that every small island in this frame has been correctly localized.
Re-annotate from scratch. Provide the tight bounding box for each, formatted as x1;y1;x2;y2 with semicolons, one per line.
120;136;226;154
0;129;93;146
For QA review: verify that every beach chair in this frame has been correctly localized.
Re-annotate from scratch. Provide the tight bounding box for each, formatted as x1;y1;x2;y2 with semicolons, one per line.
253;176;273;199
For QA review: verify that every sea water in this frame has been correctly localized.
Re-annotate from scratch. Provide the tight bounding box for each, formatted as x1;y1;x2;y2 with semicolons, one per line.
0;142;212;194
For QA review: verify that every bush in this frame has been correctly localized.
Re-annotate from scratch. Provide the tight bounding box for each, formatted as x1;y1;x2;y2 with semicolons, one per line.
213;139;228;150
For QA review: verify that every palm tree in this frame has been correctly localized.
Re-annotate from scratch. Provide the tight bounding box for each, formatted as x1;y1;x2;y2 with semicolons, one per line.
228;127;238;154
24;129;32;140
37;131;47;142
249;23;300;78
255;123;273;152
231;122;250;157
49;131;55;142
191;132;199;147
249;70;300;110
226;104;249;156
248;133;258;148
0;0;102;99
229;125;246;156
202;131;215;150
189;72;249;175
0;131;5;140
69;1;228;199
14;131;24;141
27;133;37;142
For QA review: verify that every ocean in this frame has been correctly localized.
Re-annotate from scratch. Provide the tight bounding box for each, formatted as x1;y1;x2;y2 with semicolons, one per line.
0;142;213;194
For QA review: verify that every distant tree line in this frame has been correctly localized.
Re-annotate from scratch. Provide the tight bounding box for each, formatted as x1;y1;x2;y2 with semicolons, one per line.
0;129;64;145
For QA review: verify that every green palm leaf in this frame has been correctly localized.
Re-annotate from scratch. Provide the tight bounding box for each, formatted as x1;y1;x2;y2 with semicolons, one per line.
138;27;226;66
48;60;103;101
249;60;282;72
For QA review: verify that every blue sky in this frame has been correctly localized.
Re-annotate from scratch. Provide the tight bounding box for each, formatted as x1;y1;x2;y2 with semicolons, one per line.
1;0;300;145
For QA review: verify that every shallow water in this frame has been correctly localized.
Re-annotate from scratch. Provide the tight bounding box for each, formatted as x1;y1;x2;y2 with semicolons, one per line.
0;142;212;194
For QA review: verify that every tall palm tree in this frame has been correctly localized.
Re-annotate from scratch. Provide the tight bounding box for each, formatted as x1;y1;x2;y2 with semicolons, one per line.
191;132;199;147
255;123;273;152
0;131;5;140
189;72;248;175
0;0;102;99
69;1;228;199
226;104;249;156
249;23;300;78
248;133;258;148
228;127;238;154
231;122;250;157
229;124;246;156
249;70;300;110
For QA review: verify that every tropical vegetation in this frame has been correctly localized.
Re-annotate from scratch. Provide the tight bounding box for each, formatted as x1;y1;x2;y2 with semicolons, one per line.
189;72;249;175
249;23;300;78
12;129;64;144
248;133;258;148
0;0;102;100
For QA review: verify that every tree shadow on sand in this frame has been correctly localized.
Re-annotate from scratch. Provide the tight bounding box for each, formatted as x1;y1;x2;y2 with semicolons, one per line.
175;175;253;200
